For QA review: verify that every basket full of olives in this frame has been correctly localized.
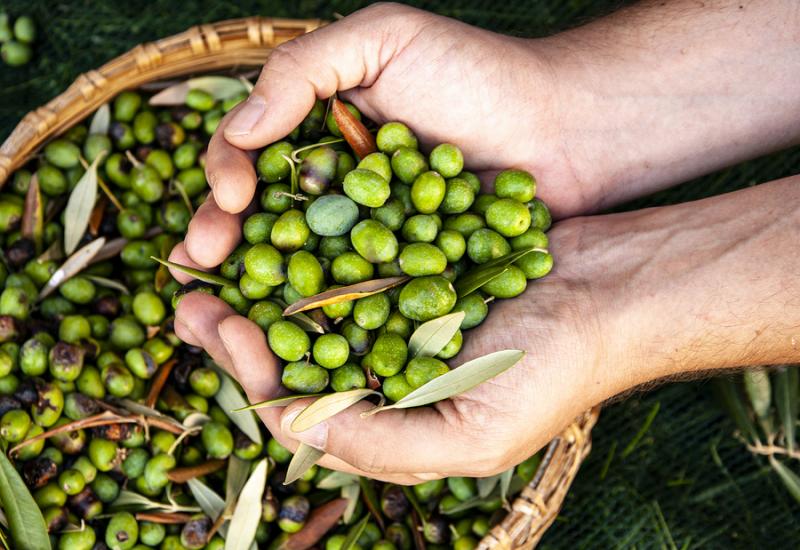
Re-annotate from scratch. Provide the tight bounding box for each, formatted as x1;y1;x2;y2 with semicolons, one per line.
0;17;598;550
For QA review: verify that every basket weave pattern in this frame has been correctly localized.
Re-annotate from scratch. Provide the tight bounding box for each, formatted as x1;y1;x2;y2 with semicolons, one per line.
0;17;601;548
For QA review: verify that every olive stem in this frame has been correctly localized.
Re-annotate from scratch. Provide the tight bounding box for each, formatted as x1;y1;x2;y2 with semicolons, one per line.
280;154;299;197
274;191;308;202
167;426;202;456
290;138;344;163
483;296;496;305
124;150;143;168
171;179;195;216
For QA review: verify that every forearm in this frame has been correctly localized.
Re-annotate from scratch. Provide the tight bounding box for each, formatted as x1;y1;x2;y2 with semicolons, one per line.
536;0;800;213
559;175;800;401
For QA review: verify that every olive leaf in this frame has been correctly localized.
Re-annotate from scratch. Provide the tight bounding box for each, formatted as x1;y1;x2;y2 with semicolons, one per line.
407;312;465;358
88;103;110;135
454;247;546;298
285;444;325;485
454;265;508;298
38;237;106;300
0;451;51;550
21;174;43;253
149;76;248;106
226;458;268;550
365;350;525;414
166;459;225;484
291;390;383;433
773;367;798;452
223;455;251;524
271;299;326;334
743;368;771;421
234;393;327;412
342;515;371;550
283;276;410;316
317;471;359;490
769;456;800;504
357;477;385;530
499;467;514;502
150;257;234;287
186;479;225;520
85;275;129;295
64;152;105;255
711;378;760;445
341;484;360;524
110;490;200;514
476;475;500;499
214;369;263;445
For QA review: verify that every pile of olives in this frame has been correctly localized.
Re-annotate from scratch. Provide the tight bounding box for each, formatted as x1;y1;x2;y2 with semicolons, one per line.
0;83;548;550
209;101;553;401
0;12;35;67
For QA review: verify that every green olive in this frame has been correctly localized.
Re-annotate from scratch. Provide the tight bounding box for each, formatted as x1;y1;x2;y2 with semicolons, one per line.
377;122;418;154
398;276;457;322
306;194;360;237
429;143;464;178
353;293;391;330
515;250;554;280
287;251;325;297
411;171;446;214
257;141;294;183
244;243;286;286
271;209;310;252
201;422;234;459
331;363;367;392
486;198;531;237
467;228;511;264
299;146;338;195
481;265;527;298
495;169;536;203
351;220;398;264
399;243;447;276
313;334;350;370
268;320;310;362
343;169;390;208
401;214;439;243
331;252;375;284
247;300;283;331
452;293;489;329
282;361;329;393
106;511;139;549
440;177;475;214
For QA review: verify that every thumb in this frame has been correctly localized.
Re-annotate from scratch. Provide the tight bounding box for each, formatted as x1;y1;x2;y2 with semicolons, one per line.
222;4;422;148
278;398;499;477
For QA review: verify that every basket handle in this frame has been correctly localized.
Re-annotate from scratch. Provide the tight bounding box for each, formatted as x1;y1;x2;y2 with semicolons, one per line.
0;16;324;185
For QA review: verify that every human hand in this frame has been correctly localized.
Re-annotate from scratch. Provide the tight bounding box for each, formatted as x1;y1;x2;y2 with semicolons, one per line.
173;215;609;484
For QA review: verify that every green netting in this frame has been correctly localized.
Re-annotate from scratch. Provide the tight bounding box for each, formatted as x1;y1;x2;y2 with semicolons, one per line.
1;1;799;547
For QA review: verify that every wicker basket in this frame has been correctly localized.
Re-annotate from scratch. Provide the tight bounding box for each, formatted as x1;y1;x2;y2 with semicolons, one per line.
0;17;601;549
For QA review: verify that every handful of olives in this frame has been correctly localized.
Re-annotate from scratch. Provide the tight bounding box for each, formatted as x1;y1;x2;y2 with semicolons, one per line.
205;100;554;404
0;12;35;67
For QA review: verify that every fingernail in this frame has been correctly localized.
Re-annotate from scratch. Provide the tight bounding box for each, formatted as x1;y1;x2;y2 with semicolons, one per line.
282;410;328;450
226;96;266;136
416;473;441;481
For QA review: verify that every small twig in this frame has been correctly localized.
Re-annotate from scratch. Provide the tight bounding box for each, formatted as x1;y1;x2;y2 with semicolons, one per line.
135;512;193;524
746;442;800;460
146;358;177;408
167;460;226;484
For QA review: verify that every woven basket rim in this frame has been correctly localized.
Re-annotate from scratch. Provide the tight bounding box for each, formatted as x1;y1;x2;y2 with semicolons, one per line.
0;16;600;550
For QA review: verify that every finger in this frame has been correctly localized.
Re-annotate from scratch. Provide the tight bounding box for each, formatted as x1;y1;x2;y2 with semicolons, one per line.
205;104;260;213
173;318;199;347
278;399;487;477
223;4;423;148
216;317;423;484
174;292;237;375
184;193;243;268
167;241;206;284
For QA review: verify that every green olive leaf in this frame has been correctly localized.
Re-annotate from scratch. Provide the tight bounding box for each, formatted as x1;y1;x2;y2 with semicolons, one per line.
340;514;370;550
743;368;771;420
769;456;800;504
341;484;361;524
365;350;525;414
476;475;500;499
499;467;514;503
224;456;251;512
0;451;51;550
359;478;385;530
110;489;201;514
88;103;111;135
38;236;106;300
186;479;225;520
84;275;130;295
64;152;105;255
213;369;263;445
317;471;359;490
773;367;799;452
234;393;328;412
712;378;761;444
149;76;248;106
291;390;383;433
454;247;547;298
21;174;43;253
285;444;325;485
150;257;234;287
226;458;269;550
283;276;410;316
453;265;508;298
408;312;465;358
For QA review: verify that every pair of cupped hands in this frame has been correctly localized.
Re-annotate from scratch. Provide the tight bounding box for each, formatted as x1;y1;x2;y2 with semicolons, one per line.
167;2;798;484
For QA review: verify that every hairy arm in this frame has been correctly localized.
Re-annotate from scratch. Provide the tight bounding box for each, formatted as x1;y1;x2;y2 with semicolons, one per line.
540;0;800;212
